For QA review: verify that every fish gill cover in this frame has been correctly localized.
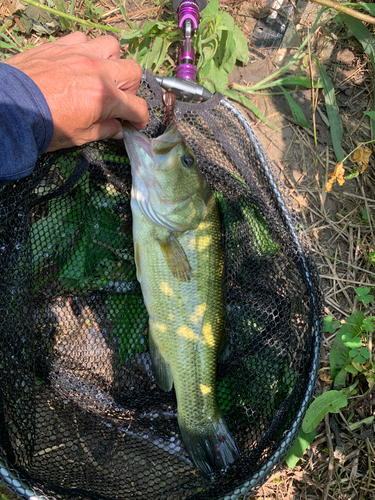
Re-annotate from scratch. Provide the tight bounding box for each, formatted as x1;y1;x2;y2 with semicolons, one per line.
0;70;323;500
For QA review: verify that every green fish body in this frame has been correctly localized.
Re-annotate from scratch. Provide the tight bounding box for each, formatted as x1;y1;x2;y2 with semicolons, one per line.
123;124;239;476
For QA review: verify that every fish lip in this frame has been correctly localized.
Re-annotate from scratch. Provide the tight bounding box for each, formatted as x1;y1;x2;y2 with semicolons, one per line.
123;123;154;170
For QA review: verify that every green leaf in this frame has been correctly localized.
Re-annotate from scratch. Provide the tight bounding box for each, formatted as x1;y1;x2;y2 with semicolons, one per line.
217;11;234;32
356;286;371;296
330;311;365;383
30;198;78;274
280;87;310;128
342;332;362;349
224;89;277;130
217;375;234;415
337;310;364;339
353;354;366;364
317;61;345;162
302;390;348;433
329;331;350;384
334;368;347;387
349;347;360;357
201;61;228;93
233;25;248;65
144;36;164;69
364;111;375;120
216;27;236;74
363;316;375;332
285;429;316;469
0;41;22;51
355;286;374;304
324;315;340;334
360;347;371;359
197;39;218;75
341;15;375;69
345;365;358;375
200;0;219;19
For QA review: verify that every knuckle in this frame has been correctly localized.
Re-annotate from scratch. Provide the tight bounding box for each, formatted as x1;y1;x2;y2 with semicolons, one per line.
126;59;143;80
100;35;120;54
80;56;99;72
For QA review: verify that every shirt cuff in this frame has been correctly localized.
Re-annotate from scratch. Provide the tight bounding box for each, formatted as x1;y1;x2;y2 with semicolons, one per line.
0;62;54;181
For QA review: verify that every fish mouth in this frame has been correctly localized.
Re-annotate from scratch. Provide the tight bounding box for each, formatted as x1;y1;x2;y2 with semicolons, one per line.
123;123;154;171
123;124;182;172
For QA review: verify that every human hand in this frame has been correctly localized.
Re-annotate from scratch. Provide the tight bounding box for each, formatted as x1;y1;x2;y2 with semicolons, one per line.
5;32;149;151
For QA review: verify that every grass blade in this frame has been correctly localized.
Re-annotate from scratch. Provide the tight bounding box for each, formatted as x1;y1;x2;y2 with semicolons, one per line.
340;13;375;135
280;87;310;128
233;76;322;93
114;0;134;29
342;3;375;16
54;0;71;29
317;61;345;162
69;0;76;16
224;89;277;131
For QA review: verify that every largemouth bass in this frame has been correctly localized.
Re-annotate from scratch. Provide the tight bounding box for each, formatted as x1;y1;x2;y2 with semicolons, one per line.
123;124;239;476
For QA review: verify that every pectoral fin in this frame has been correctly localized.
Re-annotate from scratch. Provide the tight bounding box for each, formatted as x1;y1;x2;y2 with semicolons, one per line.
158;233;192;282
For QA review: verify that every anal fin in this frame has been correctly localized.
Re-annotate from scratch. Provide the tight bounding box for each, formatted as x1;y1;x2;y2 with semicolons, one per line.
158;233;192;282
149;333;173;391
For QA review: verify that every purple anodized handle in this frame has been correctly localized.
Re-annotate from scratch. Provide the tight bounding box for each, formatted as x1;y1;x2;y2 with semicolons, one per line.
176;0;199;81
178;0;200;30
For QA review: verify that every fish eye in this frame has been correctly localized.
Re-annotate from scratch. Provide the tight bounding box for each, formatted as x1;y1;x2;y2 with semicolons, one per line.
182;154;194;168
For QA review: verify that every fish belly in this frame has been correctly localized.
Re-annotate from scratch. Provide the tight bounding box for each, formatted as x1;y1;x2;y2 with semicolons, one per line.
132;199;239;476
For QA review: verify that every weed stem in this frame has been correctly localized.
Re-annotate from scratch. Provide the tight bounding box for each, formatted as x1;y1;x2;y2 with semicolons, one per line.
310;0;375;25
20;0;122;33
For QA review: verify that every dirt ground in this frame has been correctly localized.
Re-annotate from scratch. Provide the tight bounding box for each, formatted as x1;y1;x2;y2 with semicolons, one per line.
1;0;375;498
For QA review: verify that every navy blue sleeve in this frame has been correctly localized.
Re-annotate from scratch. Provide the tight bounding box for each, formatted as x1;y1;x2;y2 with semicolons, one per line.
0;62;53;182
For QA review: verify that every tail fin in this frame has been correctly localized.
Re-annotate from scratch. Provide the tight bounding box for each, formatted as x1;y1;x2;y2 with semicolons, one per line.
178;414;240;477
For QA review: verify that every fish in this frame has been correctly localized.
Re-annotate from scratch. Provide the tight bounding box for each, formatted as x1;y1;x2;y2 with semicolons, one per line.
123;123;239;476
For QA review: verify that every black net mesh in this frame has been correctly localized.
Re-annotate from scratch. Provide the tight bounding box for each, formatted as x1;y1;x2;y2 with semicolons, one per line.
0;71;323;500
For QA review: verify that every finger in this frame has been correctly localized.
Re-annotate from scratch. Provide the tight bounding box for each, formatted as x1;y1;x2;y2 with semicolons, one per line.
103;58;143;93
10;31;88;60
80;35;121;60
86;118;124;142
108;91;149;130
33;31;88;54
54;31;88;45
